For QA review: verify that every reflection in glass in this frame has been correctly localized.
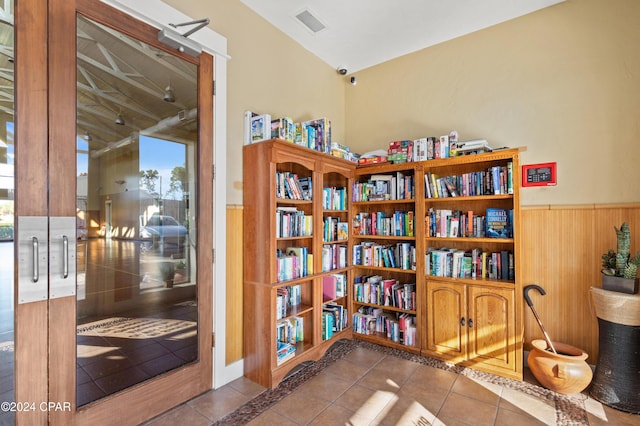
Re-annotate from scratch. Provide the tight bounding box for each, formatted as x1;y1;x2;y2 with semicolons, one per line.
0;3;13;424
76;15;198;406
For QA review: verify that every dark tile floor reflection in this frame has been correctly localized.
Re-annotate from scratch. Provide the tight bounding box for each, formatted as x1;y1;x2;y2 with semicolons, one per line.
76;303;198;406
76;238;198;406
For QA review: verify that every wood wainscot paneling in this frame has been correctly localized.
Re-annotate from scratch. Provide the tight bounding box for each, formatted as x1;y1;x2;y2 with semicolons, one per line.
520;203;640;364
226;205;244;364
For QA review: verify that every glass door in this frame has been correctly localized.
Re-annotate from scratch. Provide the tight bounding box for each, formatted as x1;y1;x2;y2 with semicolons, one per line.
0;2;13;424
74;12;202;405
13;0;214;423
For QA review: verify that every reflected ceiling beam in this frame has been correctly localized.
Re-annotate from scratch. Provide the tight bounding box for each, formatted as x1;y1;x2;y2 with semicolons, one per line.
78;52;165;101
77;103;135;131
0;68;14;83
0;0;13;25
91;108;196;158
0;45;13;61
86;24;196;83
0;104;12;116
77;80;160;122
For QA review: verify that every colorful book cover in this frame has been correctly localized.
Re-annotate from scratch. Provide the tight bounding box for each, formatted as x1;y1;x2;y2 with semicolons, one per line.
485;208;510;238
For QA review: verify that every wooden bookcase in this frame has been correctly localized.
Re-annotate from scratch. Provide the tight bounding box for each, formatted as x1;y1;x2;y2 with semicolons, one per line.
244;140;524;386
243;139;354;387
351;162;424;354
419;149;523;380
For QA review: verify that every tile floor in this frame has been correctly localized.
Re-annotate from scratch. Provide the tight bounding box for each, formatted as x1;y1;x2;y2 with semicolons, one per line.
144;345;640;426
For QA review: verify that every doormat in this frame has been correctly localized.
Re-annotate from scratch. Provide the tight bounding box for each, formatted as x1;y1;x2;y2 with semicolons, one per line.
77;316;195;339
213;339;590;425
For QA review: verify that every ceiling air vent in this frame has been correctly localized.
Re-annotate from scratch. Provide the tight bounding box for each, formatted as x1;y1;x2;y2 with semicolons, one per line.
295;9;326;34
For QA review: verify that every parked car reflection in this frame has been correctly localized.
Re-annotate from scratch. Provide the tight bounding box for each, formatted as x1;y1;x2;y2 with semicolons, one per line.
139;214;187;257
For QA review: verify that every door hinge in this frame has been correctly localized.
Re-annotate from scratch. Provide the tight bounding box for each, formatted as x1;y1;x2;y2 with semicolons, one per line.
212;332;215;348
213;80;216;96
212;248;215;263
212;164;215;180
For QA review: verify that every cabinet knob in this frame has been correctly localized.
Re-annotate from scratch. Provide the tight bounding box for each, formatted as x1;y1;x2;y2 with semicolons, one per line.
460;317;465;326
468;318;473;328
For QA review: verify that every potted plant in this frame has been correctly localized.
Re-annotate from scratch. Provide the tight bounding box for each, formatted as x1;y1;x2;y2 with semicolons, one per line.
601;222;640;294
174;260;187;284
159;261;176;288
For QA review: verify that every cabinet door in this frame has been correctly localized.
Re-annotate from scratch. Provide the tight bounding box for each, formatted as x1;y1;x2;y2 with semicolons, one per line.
426;281;466;361
467;286;516;371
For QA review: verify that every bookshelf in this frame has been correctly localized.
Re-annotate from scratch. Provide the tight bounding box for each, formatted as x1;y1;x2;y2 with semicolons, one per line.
243;139;354;387
420;149;523;380
351;163;423;353
244;140;524;386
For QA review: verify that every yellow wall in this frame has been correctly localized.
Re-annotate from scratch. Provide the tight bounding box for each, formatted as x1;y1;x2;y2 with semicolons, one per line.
163;0;346;205
345;0;640;205
164;0;640;366
166;0;640;206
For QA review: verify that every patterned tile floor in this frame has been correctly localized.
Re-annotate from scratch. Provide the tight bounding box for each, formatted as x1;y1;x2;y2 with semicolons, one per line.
144;340;640;426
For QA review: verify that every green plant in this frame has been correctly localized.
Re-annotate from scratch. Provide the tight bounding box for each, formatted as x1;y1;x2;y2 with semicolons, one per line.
601;222;640;279
159;261;175;280
175;260;186;270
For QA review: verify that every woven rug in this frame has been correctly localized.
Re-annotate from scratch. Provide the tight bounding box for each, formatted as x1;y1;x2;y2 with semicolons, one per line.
214;339;589;425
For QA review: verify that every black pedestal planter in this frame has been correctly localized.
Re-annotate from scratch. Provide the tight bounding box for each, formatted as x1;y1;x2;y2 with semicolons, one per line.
590;287;640;414
589;319;640;414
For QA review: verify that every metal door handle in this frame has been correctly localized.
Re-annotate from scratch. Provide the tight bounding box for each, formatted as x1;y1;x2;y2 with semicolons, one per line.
32;236;39;283
62;235;69;278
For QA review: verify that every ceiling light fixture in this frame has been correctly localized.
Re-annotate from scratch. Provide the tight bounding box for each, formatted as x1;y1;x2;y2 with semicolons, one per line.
115;112;125;126
84;131;92;141
163;79;176;103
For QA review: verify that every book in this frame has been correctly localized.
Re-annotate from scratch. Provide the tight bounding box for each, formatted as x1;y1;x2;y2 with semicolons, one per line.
250;114;271;143
322;275;337;300
276;341;296;365
485;208;511;239
337;222;348;241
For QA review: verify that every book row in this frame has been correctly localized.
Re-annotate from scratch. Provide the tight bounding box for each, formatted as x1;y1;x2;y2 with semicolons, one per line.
352;172;415;202
322;273;347;300
353;211;415;237
276;247;313;282
277;341;296;365
276;317;304;365
323;217;348;242
353;275;417;311
353;242;416;271
425;163;513;198
275;284;302;320
249;114;333;154
322;187;348;211
388;135;491;164
425;207;513;239
353;307;417;347
276;207;313;238
276;171;312;201
426;247;514;280
321;244;348;272
276;316;304;345
322;302;349;341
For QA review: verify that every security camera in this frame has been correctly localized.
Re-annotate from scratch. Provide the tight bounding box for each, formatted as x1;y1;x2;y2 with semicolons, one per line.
337;66;348;75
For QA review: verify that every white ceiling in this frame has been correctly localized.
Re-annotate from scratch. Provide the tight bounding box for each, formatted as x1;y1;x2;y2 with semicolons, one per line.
240;0;564;73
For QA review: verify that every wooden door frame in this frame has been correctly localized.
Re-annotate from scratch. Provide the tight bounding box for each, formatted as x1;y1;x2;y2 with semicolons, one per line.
14;0;49;423
15;0;214;423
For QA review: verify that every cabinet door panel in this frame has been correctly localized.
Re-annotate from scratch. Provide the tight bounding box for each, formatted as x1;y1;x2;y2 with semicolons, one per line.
426;282;466;360
467;286;516;370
